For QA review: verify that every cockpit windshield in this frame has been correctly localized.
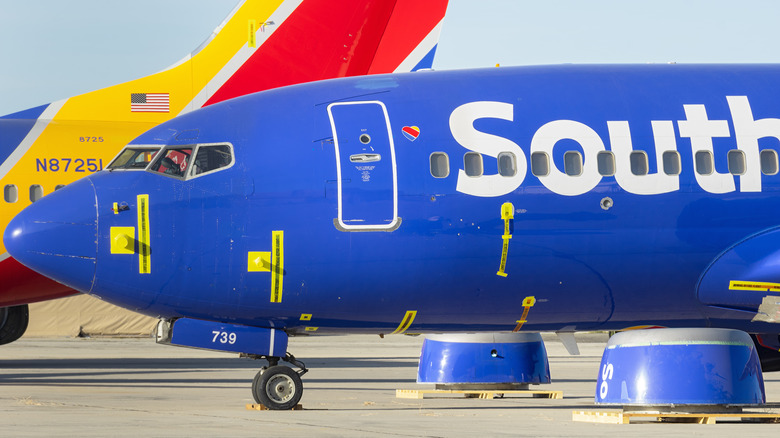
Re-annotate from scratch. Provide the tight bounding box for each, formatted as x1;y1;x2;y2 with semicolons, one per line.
147;143;233;180
149;147;193;178
108;146;161;170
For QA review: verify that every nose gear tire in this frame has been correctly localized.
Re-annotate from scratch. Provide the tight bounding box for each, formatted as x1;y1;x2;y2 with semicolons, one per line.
251;365;303;410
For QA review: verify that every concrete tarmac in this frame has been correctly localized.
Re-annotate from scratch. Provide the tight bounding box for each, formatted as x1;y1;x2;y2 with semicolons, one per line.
1;334;779;437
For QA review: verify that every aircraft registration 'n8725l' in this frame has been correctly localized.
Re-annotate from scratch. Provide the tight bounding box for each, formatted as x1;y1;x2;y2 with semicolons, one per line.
7;64;780;408
0;0;449;345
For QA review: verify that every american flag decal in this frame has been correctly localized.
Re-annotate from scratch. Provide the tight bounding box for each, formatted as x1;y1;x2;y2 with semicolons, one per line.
131;93;170;112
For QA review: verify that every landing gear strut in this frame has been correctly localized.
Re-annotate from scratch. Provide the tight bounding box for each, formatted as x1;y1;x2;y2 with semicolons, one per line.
248;353;308;410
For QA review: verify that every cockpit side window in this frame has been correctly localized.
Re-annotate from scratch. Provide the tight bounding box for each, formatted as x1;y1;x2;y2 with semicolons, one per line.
108;146;161;170
192;145;233;176
147;143;233;180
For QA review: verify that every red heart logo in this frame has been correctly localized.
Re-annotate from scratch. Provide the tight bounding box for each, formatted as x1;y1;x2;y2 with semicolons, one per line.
402;126;420;141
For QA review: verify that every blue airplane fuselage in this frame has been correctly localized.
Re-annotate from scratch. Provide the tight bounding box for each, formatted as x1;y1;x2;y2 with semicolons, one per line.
7;64;780;335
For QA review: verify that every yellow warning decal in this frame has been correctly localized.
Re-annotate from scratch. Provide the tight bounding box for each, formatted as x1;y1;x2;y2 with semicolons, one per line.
300;314;312;321
270;230;284;303
392;311;417;334
497;202;514;277
501;202;514;229
729;280;780;292
137;194;151;274
513;296;536;332
247;251;271;272
497;239;510;277
304;327;318;332
248;20;257;48
110;227;135;255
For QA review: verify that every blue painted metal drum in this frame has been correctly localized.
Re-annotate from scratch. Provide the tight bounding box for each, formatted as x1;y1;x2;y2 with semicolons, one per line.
595;328;765;405
417;333;550;385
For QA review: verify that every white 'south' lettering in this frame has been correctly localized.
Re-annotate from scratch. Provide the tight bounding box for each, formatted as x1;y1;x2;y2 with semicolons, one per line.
451;96;780;197
450;101;527;197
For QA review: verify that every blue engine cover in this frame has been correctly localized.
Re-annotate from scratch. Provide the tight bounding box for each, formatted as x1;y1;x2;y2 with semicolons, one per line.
596;328;765;405
417;333;550;384
168;318;288;357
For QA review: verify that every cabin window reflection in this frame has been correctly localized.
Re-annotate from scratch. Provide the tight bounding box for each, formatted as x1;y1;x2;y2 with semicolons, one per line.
464;152;483;177
629;151;648;176
4;184;18;203
662;151;681;176
695;151;714;175
727;150;746;175
29;185;43;203
429;152;449;178
192;145;233;176
597;151;615;176
497;152;516;177
531;152;549;177
761;149;779;175
563;151;582;176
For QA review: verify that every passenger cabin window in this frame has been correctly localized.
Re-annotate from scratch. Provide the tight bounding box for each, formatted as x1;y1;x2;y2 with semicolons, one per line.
108;146;161;170
597;151;615;176
662;151;681;176
29;185;43;202
727;150;746;175
4;184;18;203
531;152;549;177
429;152;449;178
563;151;582;176
192;145;233;176
497;152;517;177
761;149;779;175
55;184;65;191
695;151;714;175
464;152;483;177
629;151;648;176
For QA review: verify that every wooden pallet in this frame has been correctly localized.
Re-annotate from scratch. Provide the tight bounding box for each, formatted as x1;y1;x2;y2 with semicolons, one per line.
572;409;780;424
396;389;563;400
246;403;303;411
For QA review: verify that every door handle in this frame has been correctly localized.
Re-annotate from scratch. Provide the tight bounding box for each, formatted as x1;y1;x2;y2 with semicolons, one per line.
349;153;381;163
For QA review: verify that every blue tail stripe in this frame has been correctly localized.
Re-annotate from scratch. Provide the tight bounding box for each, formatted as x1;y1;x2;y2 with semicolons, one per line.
0;103;49;166
411;44;438;71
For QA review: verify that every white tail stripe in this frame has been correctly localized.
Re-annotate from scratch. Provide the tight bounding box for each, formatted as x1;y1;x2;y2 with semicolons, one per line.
393;19;444;73
179;0;304;115
0;99;66;181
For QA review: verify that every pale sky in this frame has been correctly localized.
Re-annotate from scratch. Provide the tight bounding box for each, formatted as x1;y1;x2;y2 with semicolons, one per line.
1;0;779;115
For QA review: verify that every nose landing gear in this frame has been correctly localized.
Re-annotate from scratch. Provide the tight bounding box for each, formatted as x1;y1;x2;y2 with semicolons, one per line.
248;353;308;410
155;319;308;410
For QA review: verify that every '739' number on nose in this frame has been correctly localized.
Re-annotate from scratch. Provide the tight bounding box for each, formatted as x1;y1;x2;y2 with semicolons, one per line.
212;331;237;345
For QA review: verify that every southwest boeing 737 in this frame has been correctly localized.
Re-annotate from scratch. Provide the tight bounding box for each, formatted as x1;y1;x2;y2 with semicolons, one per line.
8;64;780;409
0;0;448;344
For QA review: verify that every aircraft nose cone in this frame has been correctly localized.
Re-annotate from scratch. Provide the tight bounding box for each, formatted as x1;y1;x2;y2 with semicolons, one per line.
4;178;97;293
